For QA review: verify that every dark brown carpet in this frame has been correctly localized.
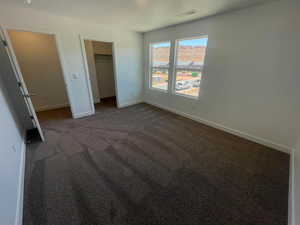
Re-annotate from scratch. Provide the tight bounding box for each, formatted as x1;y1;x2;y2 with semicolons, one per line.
24;102;290;225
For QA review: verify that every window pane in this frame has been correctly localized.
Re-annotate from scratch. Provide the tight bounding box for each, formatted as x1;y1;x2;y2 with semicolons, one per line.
175;37;208;97
150;42;171;90
175;70;201;97
151;68;169;91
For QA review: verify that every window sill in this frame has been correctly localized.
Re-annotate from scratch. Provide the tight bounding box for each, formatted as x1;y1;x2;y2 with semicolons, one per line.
149;87;169;93
173;92;199;100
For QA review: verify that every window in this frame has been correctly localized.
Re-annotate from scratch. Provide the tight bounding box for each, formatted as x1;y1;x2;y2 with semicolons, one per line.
174;37;208;98
149;42;171;91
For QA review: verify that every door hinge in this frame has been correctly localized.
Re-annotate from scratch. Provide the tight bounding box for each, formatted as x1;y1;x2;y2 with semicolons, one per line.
30;116;34;120
2;40;8;47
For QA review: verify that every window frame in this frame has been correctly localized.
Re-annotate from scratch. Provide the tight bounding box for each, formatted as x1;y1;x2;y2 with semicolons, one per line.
172;35;208;100
148;41;171;93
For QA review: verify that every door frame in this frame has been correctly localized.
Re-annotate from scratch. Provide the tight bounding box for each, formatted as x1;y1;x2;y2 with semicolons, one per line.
2;27;75;119
79;35;120;108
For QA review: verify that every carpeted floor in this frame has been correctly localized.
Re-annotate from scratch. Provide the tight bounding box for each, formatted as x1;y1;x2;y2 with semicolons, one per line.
24;102;290;225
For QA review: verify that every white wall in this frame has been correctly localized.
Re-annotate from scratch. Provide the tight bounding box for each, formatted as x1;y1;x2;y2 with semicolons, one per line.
0;58;25;225
0;3;143;117
143;0;300;151
8;30;69;112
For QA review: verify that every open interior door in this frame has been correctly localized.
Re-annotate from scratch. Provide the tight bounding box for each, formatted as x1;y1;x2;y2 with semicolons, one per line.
0;27;45;141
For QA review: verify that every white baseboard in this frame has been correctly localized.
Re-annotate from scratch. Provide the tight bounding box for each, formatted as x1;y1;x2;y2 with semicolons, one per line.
73;111;94;119
145;100;291;154
288;148;295;225
35;103;69;112
118;99;143;108
15;132;26;225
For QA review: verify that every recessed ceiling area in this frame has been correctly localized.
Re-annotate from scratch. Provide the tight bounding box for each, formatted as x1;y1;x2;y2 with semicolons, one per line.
3;0;274;32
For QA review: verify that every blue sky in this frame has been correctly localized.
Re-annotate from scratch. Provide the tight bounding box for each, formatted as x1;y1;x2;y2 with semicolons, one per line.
152;42;171;48
179;38;208;47
153;37;208;48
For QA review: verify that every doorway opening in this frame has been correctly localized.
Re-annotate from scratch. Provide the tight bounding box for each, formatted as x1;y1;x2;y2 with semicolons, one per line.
83;39;118;111
7;29;72;124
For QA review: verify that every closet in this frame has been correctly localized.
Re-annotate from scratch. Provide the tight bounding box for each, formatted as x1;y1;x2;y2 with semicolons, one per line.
84;40;116;106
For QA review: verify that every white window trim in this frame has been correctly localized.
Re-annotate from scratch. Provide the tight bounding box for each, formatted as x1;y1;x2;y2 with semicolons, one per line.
172;35;208;100
148;41;171;93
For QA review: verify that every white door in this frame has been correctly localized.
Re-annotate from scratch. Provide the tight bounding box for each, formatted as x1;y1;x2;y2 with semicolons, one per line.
0;27;45;141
